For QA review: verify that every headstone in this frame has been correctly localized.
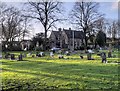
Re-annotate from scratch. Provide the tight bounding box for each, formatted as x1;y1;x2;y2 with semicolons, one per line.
101;52;107;63
40;52;45;57
4;53;10;59
0;52;2;59
97;53;101;56
108;52;112;58
53;50;55;53
10;54;15;60
36;52;39;57
80;55;84;59
18;54;23;61
28;52;32;56
32;55;35;58
23;53;27;58
58;54;64;59
50;52;54;58
87;53;91;60
65;51;70;56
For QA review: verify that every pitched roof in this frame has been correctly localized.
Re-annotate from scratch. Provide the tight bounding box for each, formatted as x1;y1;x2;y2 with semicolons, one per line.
63;29;85;39
51;29;85;39
52;31;60;38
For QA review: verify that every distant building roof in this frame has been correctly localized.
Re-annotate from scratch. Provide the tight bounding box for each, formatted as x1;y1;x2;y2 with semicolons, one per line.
51;28;85;39
63;29;85;39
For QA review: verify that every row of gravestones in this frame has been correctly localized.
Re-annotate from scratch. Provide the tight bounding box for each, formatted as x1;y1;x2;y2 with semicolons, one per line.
97;52;116;58
4;53;23;61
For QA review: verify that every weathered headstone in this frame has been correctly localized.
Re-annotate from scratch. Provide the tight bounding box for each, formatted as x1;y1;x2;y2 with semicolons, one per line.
40;52;45;57
80;55;84;59
108;51;112;58
101;52;107;63
58;54;64;59
0;52;2;59
18;54;23;61
10;54;15;60
50;52;54;58
65;51;70;56
53;50;55;53
87;53;91;60
4;53;10;59
32;55;35;58
23;53;27;58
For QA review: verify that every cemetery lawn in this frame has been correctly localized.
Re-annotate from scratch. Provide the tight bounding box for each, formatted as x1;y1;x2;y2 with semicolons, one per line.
1;51;119;90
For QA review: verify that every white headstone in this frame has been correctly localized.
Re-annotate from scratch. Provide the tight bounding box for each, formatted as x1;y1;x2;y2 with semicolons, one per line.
50;52;54;57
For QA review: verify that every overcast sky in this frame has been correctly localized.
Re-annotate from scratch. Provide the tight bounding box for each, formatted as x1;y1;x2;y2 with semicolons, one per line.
3;1;118;38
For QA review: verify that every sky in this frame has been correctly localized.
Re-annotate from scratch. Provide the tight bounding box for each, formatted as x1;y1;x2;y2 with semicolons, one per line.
1;1;119;38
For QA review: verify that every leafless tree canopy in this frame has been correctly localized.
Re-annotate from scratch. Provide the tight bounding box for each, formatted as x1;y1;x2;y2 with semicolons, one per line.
0;3;32;49
70;1;103;48
23;0;63;50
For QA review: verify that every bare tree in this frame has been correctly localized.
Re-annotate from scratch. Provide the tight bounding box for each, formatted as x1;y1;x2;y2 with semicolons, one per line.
70;1;103;49
23;0;63;50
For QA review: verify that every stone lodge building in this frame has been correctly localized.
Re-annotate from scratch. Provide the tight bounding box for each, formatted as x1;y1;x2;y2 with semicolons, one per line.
49;28;85;50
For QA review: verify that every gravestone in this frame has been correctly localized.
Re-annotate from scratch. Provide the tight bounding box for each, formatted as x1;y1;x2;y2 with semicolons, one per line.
40;52;45;57
53;50;55;53
0;52;2;59
101;52;107;63
4;53;10;59
97;53;101;56
50;52;54;58
10;54;15;60
108;52;112;58
23;53;27;58
65;51;70;56
18;54;23;61
36;52;39;57
80;55;84;59
32;55;35;58
58;54;64;59
87;53;91;60
28;52;32;56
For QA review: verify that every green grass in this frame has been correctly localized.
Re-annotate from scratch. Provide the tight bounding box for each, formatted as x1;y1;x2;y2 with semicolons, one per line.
1;50;119;90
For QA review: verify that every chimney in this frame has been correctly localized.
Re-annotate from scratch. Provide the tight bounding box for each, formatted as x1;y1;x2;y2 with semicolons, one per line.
69;28;71;30
58;28;62;31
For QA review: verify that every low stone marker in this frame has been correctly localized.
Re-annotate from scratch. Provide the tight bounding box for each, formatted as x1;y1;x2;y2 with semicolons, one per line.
101;52;107;63
4;53;10;59
87;53;91;60
58;54;64;59
80;55;84;59
50;52;54;58
65;51;70;56
10;54;15;60
18;54;23;61
0;53;2;59
108;51;112;58
23;53;27;58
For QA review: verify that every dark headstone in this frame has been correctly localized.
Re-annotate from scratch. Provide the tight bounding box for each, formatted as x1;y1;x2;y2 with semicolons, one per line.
87;53;91;60
4;53;10;59
108;52;112;58
53;50;55;53
80;55;84;59
18;54;23;61
23;53;27;58
97;53;101;56
101;52;107;63
65;51;70;56
36;52;39;57
32;55;35;58
10;54;15;60
50;52;54;57
58;55;64;59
